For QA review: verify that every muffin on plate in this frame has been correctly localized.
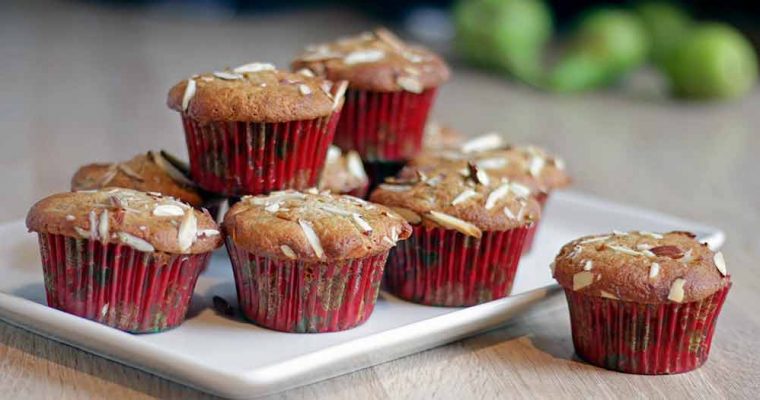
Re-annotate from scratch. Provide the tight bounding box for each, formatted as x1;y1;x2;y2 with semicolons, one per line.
223;189;412;333
403;132;570;252
318;146;369;198
167;63;347;197
552;231;731;374
292;28;450;185
370;167;541;307
71;151;203;207
26;188;223;333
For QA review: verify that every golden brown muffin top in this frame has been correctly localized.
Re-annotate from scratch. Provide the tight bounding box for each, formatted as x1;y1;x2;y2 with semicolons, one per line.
318;146;369;194
405;133;570;194
167;63;346;124
291;28;450;92
552;231;730;304
71;152;203;207
27;188;223;254
369;168;541;238
223;189;412;262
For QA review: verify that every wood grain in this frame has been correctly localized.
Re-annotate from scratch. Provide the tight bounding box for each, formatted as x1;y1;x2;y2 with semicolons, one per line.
1;1;759;399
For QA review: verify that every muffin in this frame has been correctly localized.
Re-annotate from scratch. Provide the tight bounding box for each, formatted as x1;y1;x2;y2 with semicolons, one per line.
423;122;466;151
370;168;541;306
26;188;223;333
292;28;450;185
167;62;347;197
552;231;731;374
223;189;412;333
403;132;570;252
318;145;369;198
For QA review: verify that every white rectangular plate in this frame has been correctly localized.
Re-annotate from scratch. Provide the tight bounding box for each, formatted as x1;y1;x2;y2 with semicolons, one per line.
0;191;724;399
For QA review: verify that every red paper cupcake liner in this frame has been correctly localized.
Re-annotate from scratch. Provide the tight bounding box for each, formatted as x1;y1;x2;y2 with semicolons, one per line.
181;111;340;197
564;283;731;374
37;233;210;333
334;88;438;162
226;238;389;333
384;225;529;307
522;192;548;254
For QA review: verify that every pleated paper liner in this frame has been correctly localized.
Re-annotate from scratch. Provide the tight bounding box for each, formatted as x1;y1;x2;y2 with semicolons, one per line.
37;233;210;333
334;88;438;162
182;111;340;197
384;225;529;307
226;238;389;333
522;192;548;254
565;283;731;374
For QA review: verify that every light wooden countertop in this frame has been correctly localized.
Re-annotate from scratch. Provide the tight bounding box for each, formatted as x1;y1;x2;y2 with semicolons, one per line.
1;1;758;398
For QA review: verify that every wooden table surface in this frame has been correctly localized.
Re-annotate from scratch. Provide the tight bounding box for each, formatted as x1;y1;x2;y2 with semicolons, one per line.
2;1;759;398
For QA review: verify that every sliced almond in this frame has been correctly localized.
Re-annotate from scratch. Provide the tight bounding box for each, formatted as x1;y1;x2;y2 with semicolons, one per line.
378;184;412;192
117;232;155;252
600;290;618;300
298;84;312;96
213;71;243;80
607;244;640;257
197;229;220;238
232;62;275;74
461;133;503;153
485;183;511;210
639;231;663;239
88;210;98;239
452;189;478;206
74;226;91;239
649;262;660;279
326;145;342;163
319;204;352;216
476;157;508;170
580;235;609;244
713;252;727;276
352;214;373;233
65;215;76;221
509;182;532;198
344;49;385;65
573;271;594;291
528;156;545;177
426;211;482;238
98;210;109;243
280;245;297;260
346;151;367;180
153;204;185;217
583;260;593;271
296;68;315;77
668;278;686;303
177;210;197;252
298;219;324;259
389;207;421;224
264;203;280;213
181;79;196;112
332;80;348;110
397;76;423;94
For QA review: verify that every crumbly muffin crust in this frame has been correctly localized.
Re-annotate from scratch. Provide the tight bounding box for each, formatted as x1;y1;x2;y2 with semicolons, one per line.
318;146;368;194
167;63;345;124
405;133;570;193
552;231;730;303
223;189;412;262
27;188;222;254
71;152;203;207
291;28;450;92
369;168;541;238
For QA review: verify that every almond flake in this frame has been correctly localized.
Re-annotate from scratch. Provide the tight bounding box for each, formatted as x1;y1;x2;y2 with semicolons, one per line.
382;237;394;246
510;182;532;198
668;278;686;303
319;204;352;216
573;271;594;291
352;214;372;233
117;232;155;252
332;80;348;110
600;290;618;299
232;62;275;74
681;249;693;264
264;203;280;213
298;219;324;259
714;252;727;276
568;245;583;259
426;211;482;238
74;227;91;239
639;231;663;239
65;215;76;221
503;206;516;219
649;262;661;279
153;204;185;217
326;145;341;163
346;151;367;180
197;229;220;238
529;156;545;177
462;133;503;153
607;244;640;256
177;210;197;252
397;76;423;93
583;260;593;271
612;230;628;236
213;71;243;80
344;49;385;65
452;189;478;206
280;245;297;259
378;184;412;192
636;243;653;251
181;79;196;112
553;158;566;170
98;210;109;243
298;84;312;96
581;236;609;244
476;157;508;170
296;68;315;77
389;207;422;224
485;183;510;210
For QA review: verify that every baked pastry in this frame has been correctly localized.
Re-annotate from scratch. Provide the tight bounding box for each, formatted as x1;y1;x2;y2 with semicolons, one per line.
318;146;369;198
552;231;731;374
26;188;223;332
222;189;411;332
369;167;540;306
292;28;450;185
167;62;347;197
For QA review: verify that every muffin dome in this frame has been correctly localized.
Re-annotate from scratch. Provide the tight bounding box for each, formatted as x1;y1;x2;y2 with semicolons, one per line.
552;231;729;303
26;188;222;254
292;28;450;92
71;151;203;207
223;189;412;262
167;62;345;124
